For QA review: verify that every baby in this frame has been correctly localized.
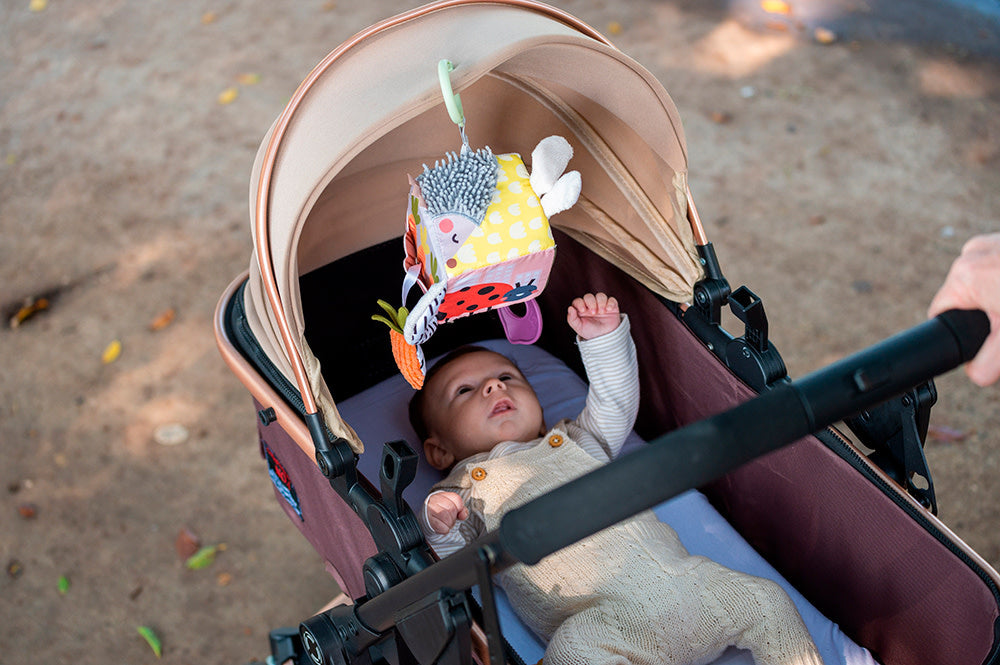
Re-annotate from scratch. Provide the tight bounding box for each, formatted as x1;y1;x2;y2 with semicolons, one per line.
410;293;823;665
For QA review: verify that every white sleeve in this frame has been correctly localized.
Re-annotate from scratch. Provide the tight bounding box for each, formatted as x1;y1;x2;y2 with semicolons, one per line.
571;314;640;461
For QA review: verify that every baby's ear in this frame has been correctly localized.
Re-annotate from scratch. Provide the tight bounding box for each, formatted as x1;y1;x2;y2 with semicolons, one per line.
423;437;454;471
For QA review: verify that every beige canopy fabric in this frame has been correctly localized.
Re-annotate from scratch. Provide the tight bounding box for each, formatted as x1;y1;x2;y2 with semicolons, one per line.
245;0;704;453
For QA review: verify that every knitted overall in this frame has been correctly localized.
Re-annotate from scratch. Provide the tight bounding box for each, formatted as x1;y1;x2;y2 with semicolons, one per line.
466;429;824;665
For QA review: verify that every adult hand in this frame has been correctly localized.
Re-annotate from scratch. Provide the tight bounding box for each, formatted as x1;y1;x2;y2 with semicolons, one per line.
928;233;1000;386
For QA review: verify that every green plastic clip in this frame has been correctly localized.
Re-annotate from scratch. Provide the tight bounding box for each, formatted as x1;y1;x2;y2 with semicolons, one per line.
438;59;465;128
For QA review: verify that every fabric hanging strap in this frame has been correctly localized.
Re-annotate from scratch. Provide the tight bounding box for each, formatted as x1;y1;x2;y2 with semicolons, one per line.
401;264;424;307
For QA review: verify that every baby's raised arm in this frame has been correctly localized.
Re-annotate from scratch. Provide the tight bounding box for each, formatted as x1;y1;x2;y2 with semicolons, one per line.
566;292;639;462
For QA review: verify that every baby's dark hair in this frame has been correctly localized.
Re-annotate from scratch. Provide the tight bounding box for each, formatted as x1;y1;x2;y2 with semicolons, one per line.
408;345;518;444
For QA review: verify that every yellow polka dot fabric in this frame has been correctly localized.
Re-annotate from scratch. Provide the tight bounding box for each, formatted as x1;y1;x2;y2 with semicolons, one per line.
445;153;555;278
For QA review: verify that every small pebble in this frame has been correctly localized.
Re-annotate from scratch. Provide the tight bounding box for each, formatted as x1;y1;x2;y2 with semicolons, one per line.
851;280;873;294
940;226;956;238
7;559;23;579
740;85;757;99
154;423;189;446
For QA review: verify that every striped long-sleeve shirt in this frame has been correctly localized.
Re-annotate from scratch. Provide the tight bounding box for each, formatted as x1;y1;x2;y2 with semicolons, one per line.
420;315;640;557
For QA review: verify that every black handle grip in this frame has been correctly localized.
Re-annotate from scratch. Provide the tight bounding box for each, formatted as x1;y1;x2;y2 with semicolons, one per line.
937;308;991;364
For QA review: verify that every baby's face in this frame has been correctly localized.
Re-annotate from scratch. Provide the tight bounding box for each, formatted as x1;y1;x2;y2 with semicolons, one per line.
422;350;545;469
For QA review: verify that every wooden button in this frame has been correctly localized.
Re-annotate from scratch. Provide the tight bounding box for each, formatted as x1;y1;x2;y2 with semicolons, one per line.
548;434;564;447
471;467;487;481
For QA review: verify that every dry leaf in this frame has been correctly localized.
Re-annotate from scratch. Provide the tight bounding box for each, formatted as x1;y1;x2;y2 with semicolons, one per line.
927;424;973;443
101;340;122;364
237;73;260;86
29;0;47;12
761;0;791;15
9;296;49;328
217;572;233;586
137;626;162;658
17;503;38;519
175;527;201;559
217;87;238;105
201;11;216;24
186;543;226;569
814;27;837;44
710;111;733;124
607;21;623;35
149;308;176;331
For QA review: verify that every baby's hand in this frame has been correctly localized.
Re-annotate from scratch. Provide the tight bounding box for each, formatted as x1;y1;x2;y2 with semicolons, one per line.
567;292;621;340
425;491;469;534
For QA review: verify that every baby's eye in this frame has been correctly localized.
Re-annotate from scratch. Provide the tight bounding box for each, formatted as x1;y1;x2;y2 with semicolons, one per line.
499;374;513;382
456;386;472;395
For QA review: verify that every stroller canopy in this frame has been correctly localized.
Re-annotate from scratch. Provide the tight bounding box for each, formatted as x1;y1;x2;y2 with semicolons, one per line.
244;0;704;451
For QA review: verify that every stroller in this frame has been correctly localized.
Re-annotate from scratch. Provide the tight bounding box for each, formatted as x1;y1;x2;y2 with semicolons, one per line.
213;2;1000;664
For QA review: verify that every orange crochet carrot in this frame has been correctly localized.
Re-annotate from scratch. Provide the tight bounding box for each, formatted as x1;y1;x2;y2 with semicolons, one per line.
373;299;424;390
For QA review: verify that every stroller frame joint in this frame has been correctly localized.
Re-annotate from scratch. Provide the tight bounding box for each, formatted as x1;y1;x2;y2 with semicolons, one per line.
844;381;939;513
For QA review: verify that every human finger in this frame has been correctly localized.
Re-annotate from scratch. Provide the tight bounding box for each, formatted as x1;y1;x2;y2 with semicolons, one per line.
927;260;977;318
966;317;1000;386
444;491;469;520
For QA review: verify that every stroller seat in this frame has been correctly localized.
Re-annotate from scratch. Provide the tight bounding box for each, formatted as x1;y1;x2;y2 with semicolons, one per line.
338;339;876;665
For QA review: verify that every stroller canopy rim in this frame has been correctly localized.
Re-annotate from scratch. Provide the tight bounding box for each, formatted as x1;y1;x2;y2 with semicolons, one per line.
246;0;701;450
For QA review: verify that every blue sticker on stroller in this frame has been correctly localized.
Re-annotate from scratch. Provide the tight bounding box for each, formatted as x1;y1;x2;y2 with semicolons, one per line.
262;441;303;521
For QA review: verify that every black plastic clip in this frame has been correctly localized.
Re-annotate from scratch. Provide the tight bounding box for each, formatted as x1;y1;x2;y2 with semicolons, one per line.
845;381;939;513
363;441;433;597
725;286;787;392
380;440;419;519
395;589;473;665
692;242;731;326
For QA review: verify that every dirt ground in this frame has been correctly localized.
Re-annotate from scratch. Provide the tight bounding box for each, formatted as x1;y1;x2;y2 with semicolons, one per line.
2;1;998;663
